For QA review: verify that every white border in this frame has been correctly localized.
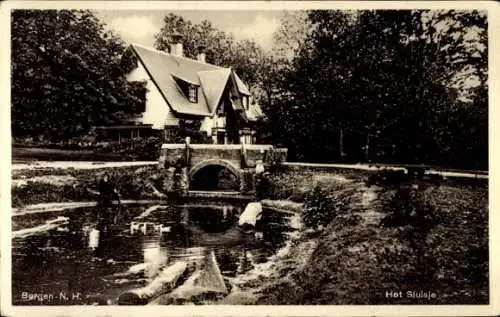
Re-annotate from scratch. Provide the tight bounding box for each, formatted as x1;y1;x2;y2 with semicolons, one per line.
1;1;499;317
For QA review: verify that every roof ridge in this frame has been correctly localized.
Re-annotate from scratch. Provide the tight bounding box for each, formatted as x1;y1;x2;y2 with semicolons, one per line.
130;43;229;70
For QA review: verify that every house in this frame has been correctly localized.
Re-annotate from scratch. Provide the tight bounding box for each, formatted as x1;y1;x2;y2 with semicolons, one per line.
114;35;264;145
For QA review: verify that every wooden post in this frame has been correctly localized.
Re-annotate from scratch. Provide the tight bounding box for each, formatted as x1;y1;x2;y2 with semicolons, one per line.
185;137;191;168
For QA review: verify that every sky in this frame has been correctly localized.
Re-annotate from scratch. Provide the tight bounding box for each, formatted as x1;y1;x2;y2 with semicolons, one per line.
96;10;284;51
95;9;482;100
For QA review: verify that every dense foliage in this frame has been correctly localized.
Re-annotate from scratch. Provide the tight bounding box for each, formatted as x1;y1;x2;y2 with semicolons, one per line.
262;10;487;170
11;10;146;141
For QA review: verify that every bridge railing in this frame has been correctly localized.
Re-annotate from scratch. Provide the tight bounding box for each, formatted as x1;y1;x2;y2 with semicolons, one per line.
160;143;274;151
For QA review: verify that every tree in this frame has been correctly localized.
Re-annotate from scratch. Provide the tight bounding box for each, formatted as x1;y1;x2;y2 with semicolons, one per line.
11;10;146;141
264;9;487;169
272;10;312;66
265;10;362;161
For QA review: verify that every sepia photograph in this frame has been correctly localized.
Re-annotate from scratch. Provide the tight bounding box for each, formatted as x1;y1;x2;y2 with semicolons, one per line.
1;1;498;316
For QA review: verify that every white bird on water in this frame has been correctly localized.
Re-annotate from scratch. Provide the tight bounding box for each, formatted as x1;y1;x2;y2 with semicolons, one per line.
130;222;148;235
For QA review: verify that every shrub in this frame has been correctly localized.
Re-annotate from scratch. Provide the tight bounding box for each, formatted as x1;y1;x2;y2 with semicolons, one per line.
165;127;212;144
302;185;336;230
381;186;437;226
133;136;162;160
265;148;288;172
380;185;438;249
93;136;162;160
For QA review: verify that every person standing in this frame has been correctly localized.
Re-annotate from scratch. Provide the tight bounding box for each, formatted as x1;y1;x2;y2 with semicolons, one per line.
96;174;120;233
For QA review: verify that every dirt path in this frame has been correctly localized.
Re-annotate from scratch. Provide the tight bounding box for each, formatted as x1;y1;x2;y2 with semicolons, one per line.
356;183;386;226
284;162;488;179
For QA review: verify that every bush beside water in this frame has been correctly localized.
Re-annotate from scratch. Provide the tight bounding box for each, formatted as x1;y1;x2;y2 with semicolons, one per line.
302;186;335;230
302;184;357;231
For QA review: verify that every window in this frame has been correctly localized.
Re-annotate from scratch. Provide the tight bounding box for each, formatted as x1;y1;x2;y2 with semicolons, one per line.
173;76;198;103
242;96;249;110
188;85;197;103
217;101;225;115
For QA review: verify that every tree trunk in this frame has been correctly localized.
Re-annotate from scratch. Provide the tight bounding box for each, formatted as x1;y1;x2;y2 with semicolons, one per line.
365;133;370;162
148;250;228;305
339;127;345;161
118;261;188;305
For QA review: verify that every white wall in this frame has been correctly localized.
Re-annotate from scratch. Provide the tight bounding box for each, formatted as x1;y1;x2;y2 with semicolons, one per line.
200;116;214;135
126;63;178;129
200;115;226;136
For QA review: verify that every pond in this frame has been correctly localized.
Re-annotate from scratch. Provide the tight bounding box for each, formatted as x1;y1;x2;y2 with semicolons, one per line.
11;201;295;305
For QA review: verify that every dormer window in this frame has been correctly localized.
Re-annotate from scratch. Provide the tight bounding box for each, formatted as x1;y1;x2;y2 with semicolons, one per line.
188;85;197;103
173;75;198;103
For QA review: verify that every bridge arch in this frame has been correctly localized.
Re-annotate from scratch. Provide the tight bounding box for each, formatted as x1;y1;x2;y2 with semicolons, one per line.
188;159;242;191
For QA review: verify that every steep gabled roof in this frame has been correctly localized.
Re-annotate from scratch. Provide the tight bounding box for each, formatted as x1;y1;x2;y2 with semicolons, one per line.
128;43;253;117
234;73;251;96
130;44;213;116
198;69;231;114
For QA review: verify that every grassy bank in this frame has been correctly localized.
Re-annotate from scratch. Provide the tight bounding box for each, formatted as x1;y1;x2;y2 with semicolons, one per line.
254;167;488;304
11;165;164;208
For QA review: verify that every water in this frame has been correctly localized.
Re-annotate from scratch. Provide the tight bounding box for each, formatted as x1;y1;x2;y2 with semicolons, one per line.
12;202;293;305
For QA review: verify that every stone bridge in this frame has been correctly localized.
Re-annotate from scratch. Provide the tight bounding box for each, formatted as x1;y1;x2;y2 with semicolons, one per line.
158;142;287;196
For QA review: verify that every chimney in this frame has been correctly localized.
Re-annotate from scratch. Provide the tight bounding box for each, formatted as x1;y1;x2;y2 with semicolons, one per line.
197;45;206;63
170;32;183;57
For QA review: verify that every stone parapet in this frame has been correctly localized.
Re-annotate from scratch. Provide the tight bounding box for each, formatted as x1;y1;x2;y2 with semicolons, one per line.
158;142;287;194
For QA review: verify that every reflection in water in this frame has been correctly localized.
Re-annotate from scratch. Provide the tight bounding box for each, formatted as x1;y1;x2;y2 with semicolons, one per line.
236;250;255;275
142;239;168;278
12;202;293;305
89;229;100;250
